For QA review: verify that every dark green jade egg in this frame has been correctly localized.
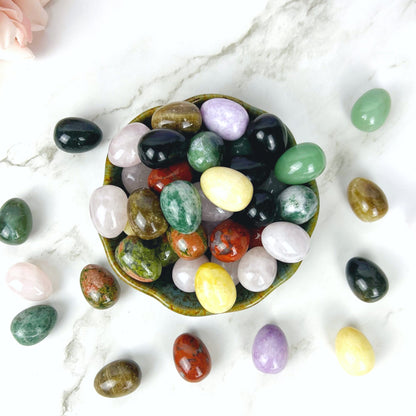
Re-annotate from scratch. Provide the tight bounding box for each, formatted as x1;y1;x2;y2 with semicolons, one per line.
54;117;102;153
346;257;388;302
0;198;32;245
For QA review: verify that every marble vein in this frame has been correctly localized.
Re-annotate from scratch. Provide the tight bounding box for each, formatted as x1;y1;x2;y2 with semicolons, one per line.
62;309;112;415
92;0;328;123
0;144;58;172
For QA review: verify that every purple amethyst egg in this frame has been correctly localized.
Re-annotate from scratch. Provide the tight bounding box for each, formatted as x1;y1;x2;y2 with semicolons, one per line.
252;324;289;374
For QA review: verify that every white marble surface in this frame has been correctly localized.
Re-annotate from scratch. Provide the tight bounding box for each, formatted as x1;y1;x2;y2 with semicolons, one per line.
1;0;416;414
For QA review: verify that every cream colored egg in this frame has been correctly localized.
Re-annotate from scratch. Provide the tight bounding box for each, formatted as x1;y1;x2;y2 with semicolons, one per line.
200;167;253;212
335;327;375;376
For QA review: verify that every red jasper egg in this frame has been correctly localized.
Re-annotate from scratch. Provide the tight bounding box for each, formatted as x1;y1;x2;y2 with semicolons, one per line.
168;226;207;260
148;161;193;193
173;333;211;382
209;219;250;263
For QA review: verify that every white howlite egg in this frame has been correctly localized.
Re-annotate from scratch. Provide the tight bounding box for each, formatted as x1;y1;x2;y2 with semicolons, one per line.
237;247;277;292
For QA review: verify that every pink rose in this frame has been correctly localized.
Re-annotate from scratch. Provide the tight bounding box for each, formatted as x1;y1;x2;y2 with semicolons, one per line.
0;0;50;61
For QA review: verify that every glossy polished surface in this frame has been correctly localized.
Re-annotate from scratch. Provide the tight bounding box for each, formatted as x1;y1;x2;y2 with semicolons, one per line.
173;333;211;382
108;123;149;167
94;360;141;397
235;190;276;227
115;236;162;282
10;305;57;346
138;129;188;168
252;324;288;374
229;156;270;187
346;257;388;302
147;161;193;193
194;262;237;313
160;180;202;234
187;131;224;172
347;177;388;222
127;188;168;239
209;219;250;263
247;113;288;166
80;264;120;309
122;163;153;194
6;262;52;301
100;94;319;316
335;327;375;376
238;247;277;292
54;117;102;153
200;98;249;141
89;185;128;238
200;166;254;212
351;88;391;132
0;198;32;245
274;143;326;185
276;185;318;224
1;3;414;415
151;101;202;133
168;225;207;260
262;221;310;263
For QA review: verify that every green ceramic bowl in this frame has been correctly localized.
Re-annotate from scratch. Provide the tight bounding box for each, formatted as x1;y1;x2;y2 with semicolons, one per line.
100;94;319;316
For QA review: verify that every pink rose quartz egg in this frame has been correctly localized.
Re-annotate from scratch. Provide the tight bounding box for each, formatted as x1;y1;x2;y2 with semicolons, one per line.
261;221;310;263
6;262;52;301
108;123;150;167
172;255;209;293
89;185;128;238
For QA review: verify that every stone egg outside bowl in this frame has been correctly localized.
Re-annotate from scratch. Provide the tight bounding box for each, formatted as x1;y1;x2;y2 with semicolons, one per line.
99;94;320;316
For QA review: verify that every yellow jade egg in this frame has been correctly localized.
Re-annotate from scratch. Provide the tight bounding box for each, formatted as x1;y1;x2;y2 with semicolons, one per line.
335;327;375;376
195;262;237;314
200;167;253;212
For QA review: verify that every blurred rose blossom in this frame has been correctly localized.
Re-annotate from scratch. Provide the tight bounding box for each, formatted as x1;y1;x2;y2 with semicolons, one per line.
0;0;50;61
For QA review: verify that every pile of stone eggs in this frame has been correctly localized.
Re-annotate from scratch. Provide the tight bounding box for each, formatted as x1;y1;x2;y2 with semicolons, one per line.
90;95;325;315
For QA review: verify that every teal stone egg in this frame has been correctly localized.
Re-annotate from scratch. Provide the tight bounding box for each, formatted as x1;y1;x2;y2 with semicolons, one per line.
276;185;318;224
0;198;33;245
274;142;326;185
160;181;202;234
351;88;391;132
187;131;224;172
115;236;162;282
10;305;57;346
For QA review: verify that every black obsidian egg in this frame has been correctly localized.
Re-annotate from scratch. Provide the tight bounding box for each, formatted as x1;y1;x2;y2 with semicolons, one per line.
247;113;288;166
138;129;188;168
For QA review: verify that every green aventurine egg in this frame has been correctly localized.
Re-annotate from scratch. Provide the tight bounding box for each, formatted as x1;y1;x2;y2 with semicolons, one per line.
351;88;391;132
274;143;326;185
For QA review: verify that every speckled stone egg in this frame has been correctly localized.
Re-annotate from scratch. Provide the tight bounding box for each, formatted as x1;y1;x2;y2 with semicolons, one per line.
80;264;120;309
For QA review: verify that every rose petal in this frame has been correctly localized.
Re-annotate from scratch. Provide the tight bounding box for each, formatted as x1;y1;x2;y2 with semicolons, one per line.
0;10;17;48
0;0;24;22
13;0;48;31
0;38;34;60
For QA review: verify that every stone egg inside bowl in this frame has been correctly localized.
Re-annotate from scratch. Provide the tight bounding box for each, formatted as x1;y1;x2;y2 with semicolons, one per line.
100;94;319;316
